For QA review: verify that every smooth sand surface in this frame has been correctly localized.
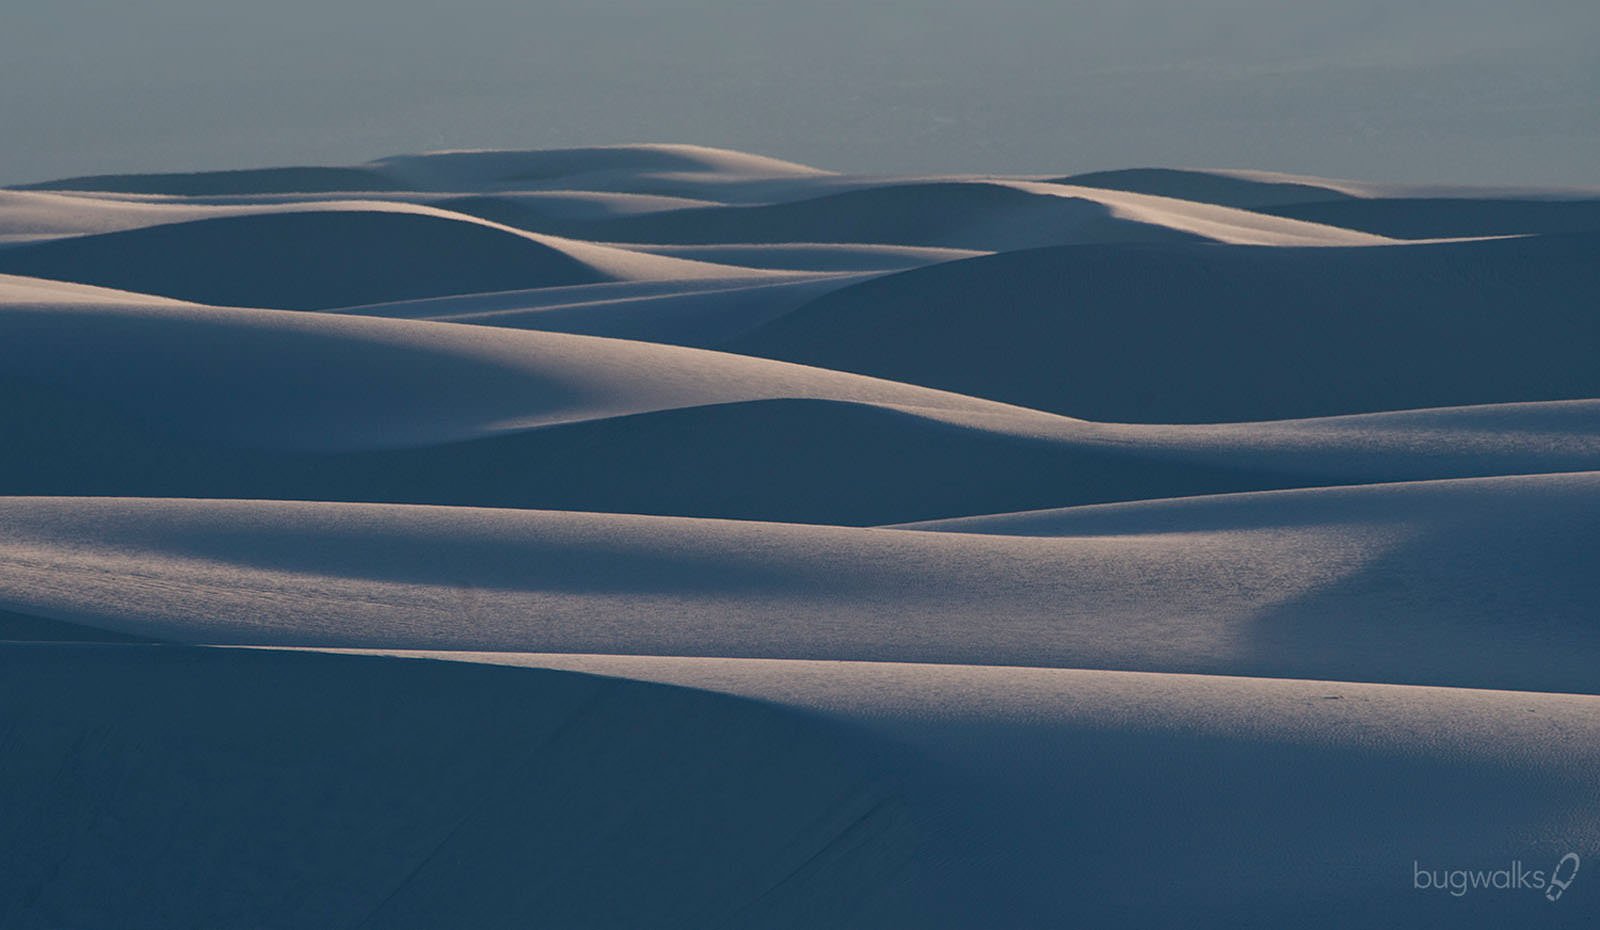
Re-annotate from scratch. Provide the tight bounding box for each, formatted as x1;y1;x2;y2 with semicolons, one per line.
3;145;1597;927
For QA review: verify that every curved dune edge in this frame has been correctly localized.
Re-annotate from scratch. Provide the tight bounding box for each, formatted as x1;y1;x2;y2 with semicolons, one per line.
0;644;917;930
5;284;1598;482
0;474;1596;693
728;231;1600;421
0;606;154;643
6;642;1596;928
0;294;1068;453
0;202;771;309
5;385;1600;525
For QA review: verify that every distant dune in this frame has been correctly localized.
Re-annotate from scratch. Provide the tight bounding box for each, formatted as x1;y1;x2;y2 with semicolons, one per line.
0;206;771;308
2;145;1597;928
16;165;403;196
439;179;1388;250
1052;167;1360;207
730;233;1600;421
1262;197;1600;239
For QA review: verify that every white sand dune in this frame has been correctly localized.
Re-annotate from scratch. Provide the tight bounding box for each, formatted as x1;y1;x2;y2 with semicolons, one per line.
1003;180;1390;246
0;644;918;930
13;164;403;196
730;231;1600;421
6;642;1597;928
1054;168;1600;238
5;286;1599;521
0;189;237;243
1260;196;1600;239
361;650;1600;928
342;273;877;345
1056;166;1600;206
371;144;833;191
0;272;199;306
2;177;1367;262
3;144;1598;928
1;474;1595;693
0;202;765;308
433;189;726;220
0;290;1064;451
608;241;986;272
16;144;831;199
507;179;1387;251
1053;167;1362;208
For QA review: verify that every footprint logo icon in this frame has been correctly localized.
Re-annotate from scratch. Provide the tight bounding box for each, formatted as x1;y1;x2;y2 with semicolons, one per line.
1547;852;1580;903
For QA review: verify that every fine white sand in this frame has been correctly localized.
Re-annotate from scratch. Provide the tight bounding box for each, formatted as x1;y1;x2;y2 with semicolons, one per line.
3;145;1597;928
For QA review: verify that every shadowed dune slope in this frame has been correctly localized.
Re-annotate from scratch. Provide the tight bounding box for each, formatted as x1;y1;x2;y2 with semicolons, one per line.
441;179;1379;249
332;273;866;347
1;476;1596;693
1055;166;1600;207
6;291;1600;522
8;371;1600;523
372;144;831;191
0;292;1062;451
729;232;1600;421
15;166;402;195
0;645;916;930
402;652;1600;929
12;145;830;199
0;387;1302;525
8;643;1599;929
0;607;152;643
0;209;616;308
442;182;1151;249
1262;197;1600;239
1054;167;1358;207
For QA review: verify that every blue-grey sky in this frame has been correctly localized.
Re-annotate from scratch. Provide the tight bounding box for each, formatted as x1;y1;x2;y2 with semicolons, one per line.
5;0;1598;186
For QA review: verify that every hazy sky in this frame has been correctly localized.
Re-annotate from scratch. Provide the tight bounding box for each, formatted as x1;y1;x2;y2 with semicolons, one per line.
5;0;1598;185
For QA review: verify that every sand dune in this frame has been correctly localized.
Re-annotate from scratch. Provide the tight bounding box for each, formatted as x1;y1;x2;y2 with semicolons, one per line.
15;164;402;196
0;190;234;242
6;373;1600;523
5;284;1598;521
1058;169;1600;238
731;232;1600;421
15;144;830;199
374;650;1600;928
0;644;914;930
0;291;1066;451
7;642;1597;928
611;241;985;272
1263;197;1600;239
340;273;880;345
1057;166;1600;206
0;607;152;643
0;204;767;308
372;144;832;191
1054;167;1360;208
1;475;1595;692
474;179;1386;250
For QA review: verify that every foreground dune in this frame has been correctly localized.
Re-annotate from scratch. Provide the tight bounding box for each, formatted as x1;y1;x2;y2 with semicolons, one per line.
4;644;1597;928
